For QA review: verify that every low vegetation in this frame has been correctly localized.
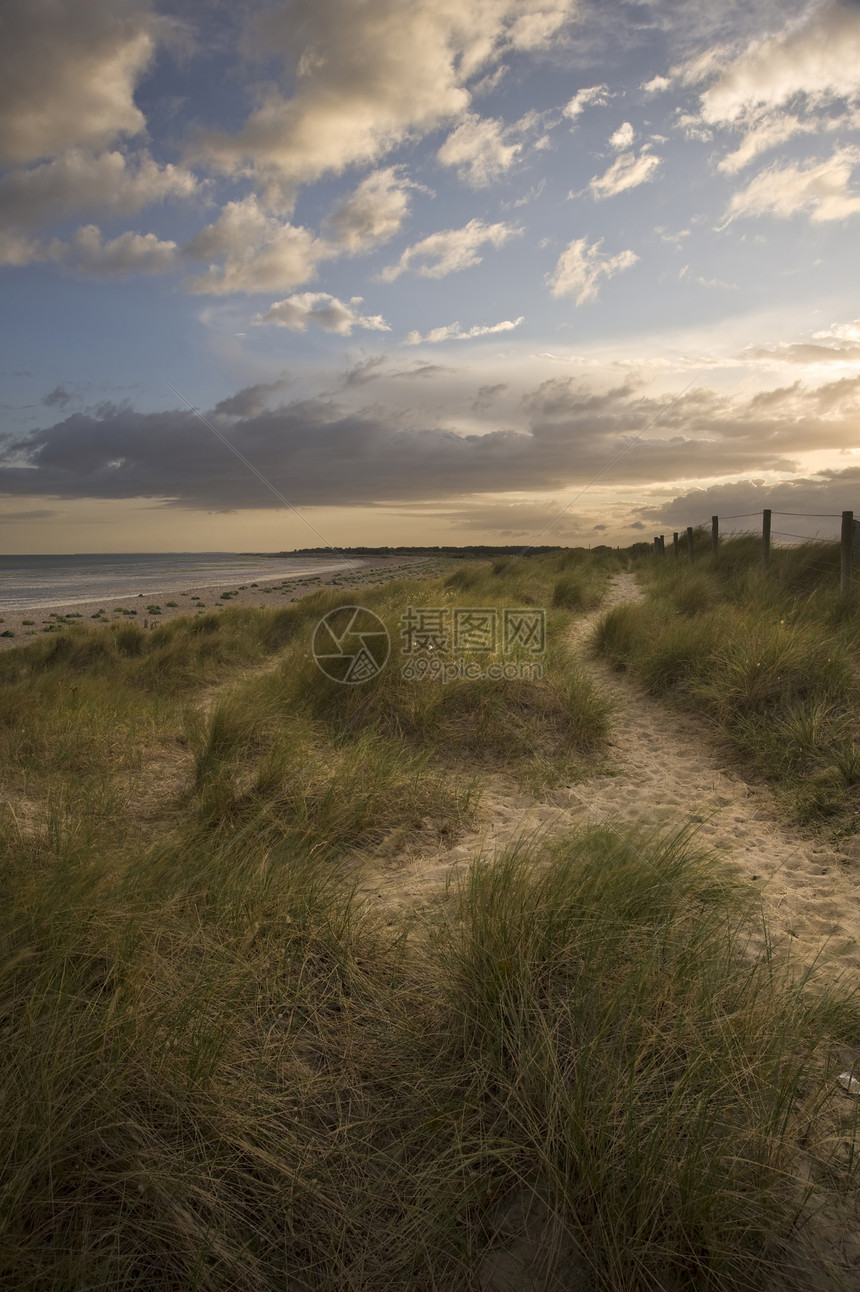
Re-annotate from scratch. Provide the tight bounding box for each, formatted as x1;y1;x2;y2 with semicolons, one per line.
3;546;860;1289
594;535;860;832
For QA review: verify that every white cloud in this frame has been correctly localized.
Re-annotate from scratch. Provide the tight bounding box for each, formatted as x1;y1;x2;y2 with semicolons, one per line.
193;0;578;193
675;113;713;142
437;114;522;187
183;196;329;294
588;150;662;199
725;146;860;223
694;275;738;290
0;0;157;165
62;225;178;275
404;316;524;344
641;75;670;95
814;320;860;344
0;148;199;231
608;121;635;150
698;2;860;128
323;167;415;253
674;4;860;173
0;230;48;267
547;237;638;304
740;319;860;366
251;293;390;336
378;217;519;281
563;84;611;121
717;113;816;175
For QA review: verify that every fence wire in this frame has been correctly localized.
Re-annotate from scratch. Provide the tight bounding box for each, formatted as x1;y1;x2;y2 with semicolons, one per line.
653;508;858;593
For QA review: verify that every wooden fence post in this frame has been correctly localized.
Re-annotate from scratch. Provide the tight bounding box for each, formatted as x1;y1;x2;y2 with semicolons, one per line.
673;532;679;559
841;510;854;600
686;526;694;564
659;535;665;555
761;509;771;575
712;515;719;553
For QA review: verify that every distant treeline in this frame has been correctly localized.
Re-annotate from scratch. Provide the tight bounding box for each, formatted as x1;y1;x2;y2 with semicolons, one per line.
265;545;573;558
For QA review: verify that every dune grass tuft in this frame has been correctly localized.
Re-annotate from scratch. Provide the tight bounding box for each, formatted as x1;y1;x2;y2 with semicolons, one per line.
593;537;860;830
3;814;860;1290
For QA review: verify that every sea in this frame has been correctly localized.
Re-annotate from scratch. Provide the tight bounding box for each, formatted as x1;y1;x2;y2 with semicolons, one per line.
0;553;354;612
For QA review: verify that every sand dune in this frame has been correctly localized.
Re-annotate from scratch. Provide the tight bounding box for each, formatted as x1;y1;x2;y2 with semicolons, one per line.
357;572;860;981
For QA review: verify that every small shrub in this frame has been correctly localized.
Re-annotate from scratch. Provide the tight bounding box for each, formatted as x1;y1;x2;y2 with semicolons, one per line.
551;572;602;612
113;624;145;656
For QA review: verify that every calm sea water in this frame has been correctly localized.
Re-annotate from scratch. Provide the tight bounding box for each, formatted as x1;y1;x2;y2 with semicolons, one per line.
0;553;354;611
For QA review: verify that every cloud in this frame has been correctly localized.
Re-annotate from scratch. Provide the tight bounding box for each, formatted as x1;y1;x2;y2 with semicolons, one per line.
815;320;860;343
744;341;860;364
1;221;178;275
716;113;818;175
7;373;853;513
431;497;596;540
608;121;635;150
378;217;519;281
323;167;415;253
191;0;578;195
548;237;638;304
563;84;611;120
742;319;860;364
588;150;662;199
0;508;60;522
641;75;670;95
724;146;860;223
404;317;524;344
62;224;178;275
43;385;74;409
0;231;46;267
437;114;522;187
676;3;860;173
698;2;860;128
214;381;290;417
251;293;390;335
0;148;199;232
639;468;860;535
0;0;157;165
183;196;329;294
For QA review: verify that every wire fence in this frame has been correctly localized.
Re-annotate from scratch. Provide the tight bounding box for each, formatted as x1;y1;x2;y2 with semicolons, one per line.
645;508;859;598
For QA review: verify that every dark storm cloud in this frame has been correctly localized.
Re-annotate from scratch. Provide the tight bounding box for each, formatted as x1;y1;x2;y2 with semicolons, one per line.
1;374;857;510
42;384;74;408
638;468;860;532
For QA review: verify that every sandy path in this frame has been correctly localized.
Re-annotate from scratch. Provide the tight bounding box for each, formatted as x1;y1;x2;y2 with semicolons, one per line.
360;572;860;980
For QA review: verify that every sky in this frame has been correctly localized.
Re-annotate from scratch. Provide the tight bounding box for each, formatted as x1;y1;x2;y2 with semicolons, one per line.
1;0;859;554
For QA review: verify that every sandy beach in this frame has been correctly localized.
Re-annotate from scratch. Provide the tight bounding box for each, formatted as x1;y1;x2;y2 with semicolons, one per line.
0;555;439;649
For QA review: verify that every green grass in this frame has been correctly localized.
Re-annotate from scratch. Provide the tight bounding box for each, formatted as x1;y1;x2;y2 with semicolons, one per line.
6;548;860;1287
2;814;860;1290
593;537;860;831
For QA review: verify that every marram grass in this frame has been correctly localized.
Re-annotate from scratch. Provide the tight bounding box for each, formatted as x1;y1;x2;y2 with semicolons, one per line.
3;548;860;1288
3;819;860;1290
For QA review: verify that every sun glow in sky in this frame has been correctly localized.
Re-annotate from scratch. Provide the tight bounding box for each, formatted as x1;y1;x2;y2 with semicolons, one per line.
1;0;859;553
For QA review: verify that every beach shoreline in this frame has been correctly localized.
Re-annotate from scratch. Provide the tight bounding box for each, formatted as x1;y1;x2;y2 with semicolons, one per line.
0;555;437;649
